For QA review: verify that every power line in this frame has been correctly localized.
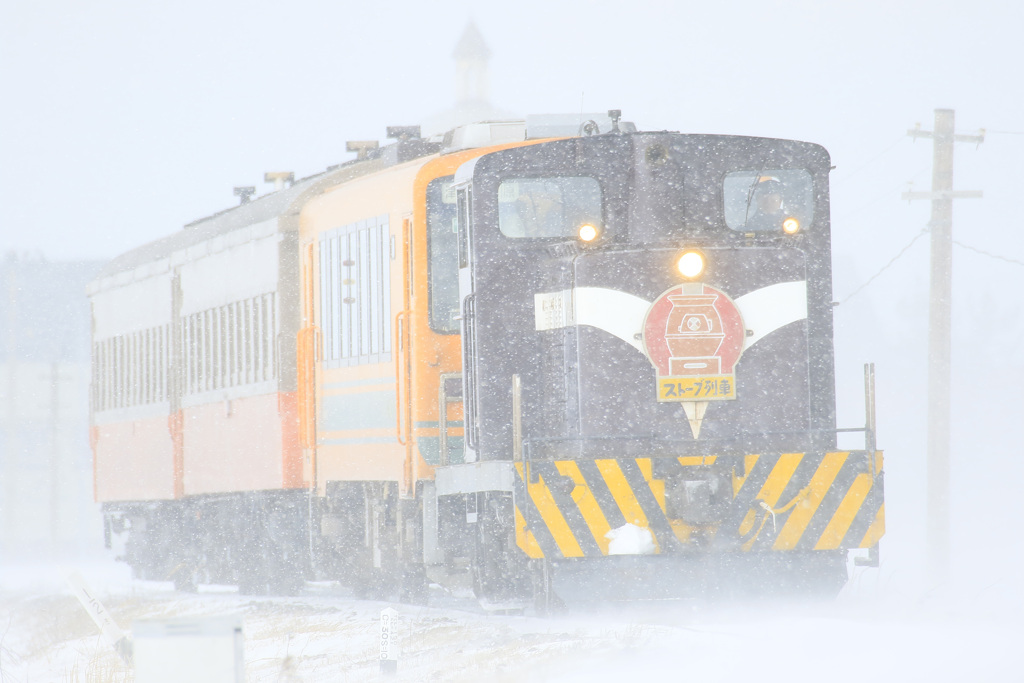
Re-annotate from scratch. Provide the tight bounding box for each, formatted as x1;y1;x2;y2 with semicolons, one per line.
845;165;931;218
953;240;1024;267
834;135;908;181
837;227;929;304
835;233;1021;307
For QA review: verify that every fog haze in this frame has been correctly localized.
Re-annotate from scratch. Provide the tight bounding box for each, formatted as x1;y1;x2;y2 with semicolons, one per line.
4;1;1019;258
1;0;1022;674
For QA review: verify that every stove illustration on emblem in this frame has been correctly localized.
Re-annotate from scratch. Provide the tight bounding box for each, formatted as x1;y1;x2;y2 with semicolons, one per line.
665;294;726;376
642;283;745;404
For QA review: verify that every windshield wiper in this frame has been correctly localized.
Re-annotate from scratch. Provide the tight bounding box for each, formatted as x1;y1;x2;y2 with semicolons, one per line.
742;158;769;227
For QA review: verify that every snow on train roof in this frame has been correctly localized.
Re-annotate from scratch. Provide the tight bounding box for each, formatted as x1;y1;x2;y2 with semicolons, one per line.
88;129;457;295
86;148;415;294
89;171;326;290
87;113;635;295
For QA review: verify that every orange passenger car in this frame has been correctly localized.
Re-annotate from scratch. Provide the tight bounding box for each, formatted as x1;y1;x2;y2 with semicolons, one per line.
91;121;553;595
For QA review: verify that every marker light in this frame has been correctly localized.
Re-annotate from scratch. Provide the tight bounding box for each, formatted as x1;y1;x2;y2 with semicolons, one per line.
782;217;801;235
677;250;705;279
578;224;599;242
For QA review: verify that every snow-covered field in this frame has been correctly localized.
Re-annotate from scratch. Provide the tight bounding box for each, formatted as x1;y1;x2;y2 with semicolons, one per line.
1;557;1019;682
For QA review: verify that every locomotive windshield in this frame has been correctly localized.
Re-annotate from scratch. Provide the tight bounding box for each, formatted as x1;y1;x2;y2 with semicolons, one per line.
497;177;602;238
426;178;460;333
723;169;814;231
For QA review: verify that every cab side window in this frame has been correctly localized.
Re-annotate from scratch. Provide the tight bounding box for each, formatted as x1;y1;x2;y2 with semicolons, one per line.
497;177;602;238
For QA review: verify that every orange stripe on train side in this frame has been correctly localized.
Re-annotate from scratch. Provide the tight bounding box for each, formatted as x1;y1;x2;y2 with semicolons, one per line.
170;411;184;499
279;391;304;488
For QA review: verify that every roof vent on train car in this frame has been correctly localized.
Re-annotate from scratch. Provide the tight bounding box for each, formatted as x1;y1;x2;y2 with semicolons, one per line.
264;171;294;191
383;125;443;163
525;110;636;139
233;186;256;204
346;140;380;160
387;126;421;141
442;120;526;152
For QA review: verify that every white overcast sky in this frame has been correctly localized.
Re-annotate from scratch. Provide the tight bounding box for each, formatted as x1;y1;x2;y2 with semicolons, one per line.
3;0;1020;262
2;0;1022;593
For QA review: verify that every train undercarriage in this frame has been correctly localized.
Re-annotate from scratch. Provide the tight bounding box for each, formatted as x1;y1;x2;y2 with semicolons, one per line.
104;449;878;608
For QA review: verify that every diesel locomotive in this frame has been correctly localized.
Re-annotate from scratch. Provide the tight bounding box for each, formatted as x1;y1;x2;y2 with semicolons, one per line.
89;112;884;604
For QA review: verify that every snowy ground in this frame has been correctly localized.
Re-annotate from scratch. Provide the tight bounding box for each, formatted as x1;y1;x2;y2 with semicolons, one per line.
0;557;1019;682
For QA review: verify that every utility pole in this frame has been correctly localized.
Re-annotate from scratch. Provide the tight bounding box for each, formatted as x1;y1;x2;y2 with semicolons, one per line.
902;109;983;581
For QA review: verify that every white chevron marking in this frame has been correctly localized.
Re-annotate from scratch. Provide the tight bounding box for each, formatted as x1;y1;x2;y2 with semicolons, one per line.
534;281;808;355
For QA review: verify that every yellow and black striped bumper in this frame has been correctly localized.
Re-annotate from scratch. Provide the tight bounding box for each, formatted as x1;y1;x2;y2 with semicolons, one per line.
513;451;884;558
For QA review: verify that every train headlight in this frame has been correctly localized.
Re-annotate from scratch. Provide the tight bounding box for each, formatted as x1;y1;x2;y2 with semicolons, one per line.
782;217;801;235
578;224;600;243
677;250;705;279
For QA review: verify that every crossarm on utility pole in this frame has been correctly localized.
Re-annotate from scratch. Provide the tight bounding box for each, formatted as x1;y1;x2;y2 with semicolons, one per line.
901;190;983;201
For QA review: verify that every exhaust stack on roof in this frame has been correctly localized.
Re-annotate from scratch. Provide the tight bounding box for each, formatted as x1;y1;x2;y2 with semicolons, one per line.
386;126;421;141
346;140;379;160
264;172;294;191
233;186;255;205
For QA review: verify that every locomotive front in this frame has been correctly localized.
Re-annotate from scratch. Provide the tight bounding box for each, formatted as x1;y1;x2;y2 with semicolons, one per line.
443;130;884;603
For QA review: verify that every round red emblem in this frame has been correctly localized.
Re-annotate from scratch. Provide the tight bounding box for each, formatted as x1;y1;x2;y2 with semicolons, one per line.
642;283;745;401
